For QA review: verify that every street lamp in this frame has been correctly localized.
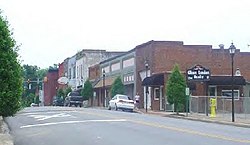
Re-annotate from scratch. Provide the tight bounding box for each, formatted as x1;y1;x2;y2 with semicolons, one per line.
229;43;236;122
102;69;106;107
145;60;149;113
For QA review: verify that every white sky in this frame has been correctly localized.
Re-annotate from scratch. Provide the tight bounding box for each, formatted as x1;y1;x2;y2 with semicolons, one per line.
1;0;250;68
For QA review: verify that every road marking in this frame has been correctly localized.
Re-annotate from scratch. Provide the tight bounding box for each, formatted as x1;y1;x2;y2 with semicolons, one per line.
28;113;72;121
76;110;250;144
20;119;127;129
19;110;77;116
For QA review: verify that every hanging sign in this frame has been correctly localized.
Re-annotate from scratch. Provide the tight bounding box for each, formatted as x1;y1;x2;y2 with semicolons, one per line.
187;65;210;81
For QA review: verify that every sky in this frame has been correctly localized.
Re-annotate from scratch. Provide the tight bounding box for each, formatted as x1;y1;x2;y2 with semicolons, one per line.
1;0;250;68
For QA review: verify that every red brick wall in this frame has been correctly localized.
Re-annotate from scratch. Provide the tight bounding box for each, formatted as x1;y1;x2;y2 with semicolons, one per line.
135;41;250;110
135;41;155;108
44;70;59;106
58;62;66;89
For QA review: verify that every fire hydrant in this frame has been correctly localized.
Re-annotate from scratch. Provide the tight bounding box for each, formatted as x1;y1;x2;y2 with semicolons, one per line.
210;98;216;118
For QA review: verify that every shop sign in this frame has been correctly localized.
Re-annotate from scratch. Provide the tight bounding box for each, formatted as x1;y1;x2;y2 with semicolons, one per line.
187;65;210;81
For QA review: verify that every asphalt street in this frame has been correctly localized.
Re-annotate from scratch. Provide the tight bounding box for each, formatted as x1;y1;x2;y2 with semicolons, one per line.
5;107;250;145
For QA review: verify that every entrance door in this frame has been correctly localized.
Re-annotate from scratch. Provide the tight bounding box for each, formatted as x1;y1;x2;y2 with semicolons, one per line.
159;86;164;111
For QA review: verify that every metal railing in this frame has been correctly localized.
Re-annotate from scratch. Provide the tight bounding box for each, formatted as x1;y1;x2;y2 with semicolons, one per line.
189;96;250;122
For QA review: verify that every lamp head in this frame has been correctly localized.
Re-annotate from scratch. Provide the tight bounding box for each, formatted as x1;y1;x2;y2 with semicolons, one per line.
229;43;236;55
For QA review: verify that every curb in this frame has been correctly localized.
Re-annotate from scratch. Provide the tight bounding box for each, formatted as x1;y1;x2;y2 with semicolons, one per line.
91;107;250;128
164;114;250;128
0;116;14;145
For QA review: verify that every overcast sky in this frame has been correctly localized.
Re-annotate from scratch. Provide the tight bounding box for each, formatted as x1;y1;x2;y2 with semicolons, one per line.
1;0;250;68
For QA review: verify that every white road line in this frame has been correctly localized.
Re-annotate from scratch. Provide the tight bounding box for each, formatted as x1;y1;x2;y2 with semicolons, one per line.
29;113;72;121
19;111;77;116
20;119;127;129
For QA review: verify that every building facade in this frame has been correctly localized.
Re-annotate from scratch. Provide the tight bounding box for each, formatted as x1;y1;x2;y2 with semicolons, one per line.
67;55;76;90
43;69;59;106
75;49;125;89
92;51;136;107
89;40;250;111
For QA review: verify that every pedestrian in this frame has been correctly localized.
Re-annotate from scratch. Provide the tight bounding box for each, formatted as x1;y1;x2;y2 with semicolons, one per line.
134;93;140;109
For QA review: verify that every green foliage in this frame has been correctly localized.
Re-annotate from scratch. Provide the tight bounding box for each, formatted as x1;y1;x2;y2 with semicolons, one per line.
81;80;93;101
64;87;72;97
21;64;47;107
166;64;186;113
111;76;125;97
57;88;65;98
0;12;22;117
21;93;35;107
34;95;40;104
49;64;58;70
37;68;48;79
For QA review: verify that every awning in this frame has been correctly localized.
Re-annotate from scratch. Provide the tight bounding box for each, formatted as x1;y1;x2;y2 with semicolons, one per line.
208;76;246;85
142;73;164;86
94;77;116;88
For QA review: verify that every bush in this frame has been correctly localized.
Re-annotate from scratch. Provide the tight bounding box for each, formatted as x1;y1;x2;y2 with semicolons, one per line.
111;76;125;97
0;12;22;117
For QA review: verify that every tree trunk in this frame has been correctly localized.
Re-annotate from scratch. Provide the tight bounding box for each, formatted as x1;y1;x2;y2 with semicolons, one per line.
175;103;179;115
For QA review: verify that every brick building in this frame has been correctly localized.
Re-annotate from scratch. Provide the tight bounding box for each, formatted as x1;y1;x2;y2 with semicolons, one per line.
44;69;59;106
89;40;250;111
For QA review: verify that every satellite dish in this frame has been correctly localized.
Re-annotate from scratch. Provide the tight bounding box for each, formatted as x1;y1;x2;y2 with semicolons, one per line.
58;77;69;85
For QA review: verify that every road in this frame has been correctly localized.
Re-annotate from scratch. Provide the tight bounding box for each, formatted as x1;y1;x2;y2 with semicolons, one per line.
5;107;250;145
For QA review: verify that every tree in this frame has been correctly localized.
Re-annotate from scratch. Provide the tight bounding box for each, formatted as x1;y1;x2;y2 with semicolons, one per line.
0;12;22;116
57;88;65;98
111;76;125;97
64;87;72;98
22;64;48;107
166;64;186;114
81;80;93;101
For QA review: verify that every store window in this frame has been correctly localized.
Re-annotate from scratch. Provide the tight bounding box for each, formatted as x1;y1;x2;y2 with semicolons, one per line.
221;90;239;100
154;88;160;100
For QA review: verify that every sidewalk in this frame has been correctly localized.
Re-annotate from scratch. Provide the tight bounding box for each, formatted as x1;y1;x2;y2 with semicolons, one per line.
135;109;250;128
0;116;13;145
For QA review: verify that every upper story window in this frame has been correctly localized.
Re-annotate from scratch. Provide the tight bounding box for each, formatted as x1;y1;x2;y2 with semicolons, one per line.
102;66;110;73
123;58;134;68
111;62;120;72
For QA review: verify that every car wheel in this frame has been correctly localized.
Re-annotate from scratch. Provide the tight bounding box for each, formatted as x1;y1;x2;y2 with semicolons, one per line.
80;104;82;107
108;105;111;110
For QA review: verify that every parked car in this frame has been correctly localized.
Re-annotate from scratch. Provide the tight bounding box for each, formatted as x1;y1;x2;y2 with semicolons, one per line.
64;91;83;107
108;94;134;112
30;103;39;107
53;96;64;106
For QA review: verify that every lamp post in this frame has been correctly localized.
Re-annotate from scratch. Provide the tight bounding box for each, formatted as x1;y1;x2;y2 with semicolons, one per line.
229;43;236;122
102;69;106;107
145;60;149;113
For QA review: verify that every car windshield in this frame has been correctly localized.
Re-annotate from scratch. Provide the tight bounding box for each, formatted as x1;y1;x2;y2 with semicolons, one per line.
118;95;130;100
69;92;80;96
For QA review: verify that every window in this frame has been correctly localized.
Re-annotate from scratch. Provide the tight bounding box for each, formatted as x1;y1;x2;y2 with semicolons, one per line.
111;62;120;71
123;75;134;83
209;86;216;96
154;88;160;100
69;68;71;79
221;90;239;100
73;66;76;79
123;58;134;68
102;66;110;73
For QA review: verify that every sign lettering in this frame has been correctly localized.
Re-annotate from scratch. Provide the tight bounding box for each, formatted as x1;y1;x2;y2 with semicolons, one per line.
187;65;210;81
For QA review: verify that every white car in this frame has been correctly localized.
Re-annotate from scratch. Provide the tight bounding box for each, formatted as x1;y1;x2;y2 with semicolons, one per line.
108;94;134;112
